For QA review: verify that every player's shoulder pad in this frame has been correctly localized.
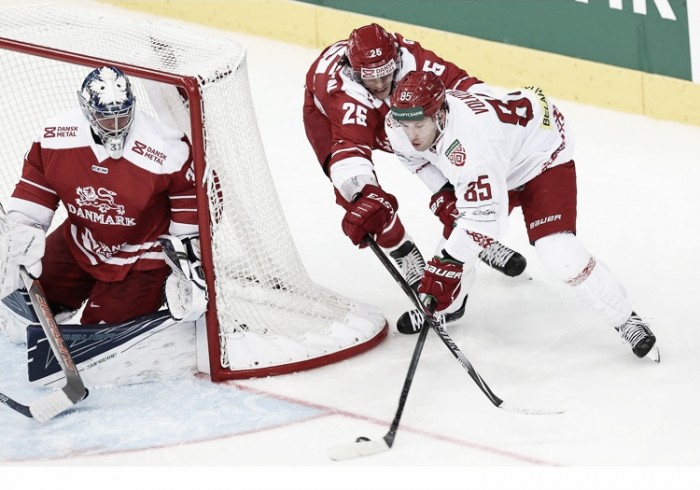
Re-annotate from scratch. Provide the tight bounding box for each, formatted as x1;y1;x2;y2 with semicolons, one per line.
394;32;420;49
39;109;93;149
124;110;191;174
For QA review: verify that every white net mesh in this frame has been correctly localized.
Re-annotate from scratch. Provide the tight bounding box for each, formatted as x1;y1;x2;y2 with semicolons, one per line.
0;1;386;377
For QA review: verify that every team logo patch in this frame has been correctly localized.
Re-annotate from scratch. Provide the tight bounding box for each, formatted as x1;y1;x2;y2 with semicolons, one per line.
445;139;467;167
75;186;125;215
132;140;147;155
131;140;167;164
44;126;78;138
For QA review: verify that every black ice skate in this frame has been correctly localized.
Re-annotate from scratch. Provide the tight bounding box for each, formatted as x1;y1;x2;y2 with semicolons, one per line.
388;240;426;292
479;242;527;277
395;295;469;334
616;312;659;362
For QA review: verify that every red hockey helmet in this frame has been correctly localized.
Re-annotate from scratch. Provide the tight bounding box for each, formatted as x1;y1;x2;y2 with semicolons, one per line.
390;70;446;121
347;23;399;80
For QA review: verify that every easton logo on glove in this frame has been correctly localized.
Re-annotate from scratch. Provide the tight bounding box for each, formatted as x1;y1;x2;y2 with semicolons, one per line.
341;185;399;247
366;192;396;216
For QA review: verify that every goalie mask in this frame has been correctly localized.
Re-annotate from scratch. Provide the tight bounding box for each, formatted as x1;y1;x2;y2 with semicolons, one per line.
78;66;135;159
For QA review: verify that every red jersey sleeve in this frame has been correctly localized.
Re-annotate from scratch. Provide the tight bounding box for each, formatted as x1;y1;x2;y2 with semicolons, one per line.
167;137;199;237
324;92;387;171
396;33;483;91
11;140;60;213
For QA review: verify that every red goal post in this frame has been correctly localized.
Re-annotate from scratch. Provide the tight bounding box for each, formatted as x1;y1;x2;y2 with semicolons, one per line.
0;2;387;381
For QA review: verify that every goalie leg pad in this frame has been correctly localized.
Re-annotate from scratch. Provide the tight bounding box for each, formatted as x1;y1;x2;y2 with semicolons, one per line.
0;290;36;343
27;310;196;388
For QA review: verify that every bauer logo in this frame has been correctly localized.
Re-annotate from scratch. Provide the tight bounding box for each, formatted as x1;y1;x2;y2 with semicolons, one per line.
530;214;562;229
132;140;167;165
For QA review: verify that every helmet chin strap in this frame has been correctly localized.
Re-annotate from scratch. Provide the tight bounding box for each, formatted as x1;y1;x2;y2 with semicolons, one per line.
430;109;447;148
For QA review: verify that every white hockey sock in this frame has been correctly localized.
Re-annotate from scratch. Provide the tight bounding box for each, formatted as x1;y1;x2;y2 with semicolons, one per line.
535;233;632;327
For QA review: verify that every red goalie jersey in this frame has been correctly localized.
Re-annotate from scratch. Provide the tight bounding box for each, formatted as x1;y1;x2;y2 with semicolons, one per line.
8;108;198;282
304;32;484;179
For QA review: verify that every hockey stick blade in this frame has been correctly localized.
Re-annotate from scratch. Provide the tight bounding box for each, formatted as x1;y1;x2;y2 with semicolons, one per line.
30;387;88;422
0;387;88;422
328;436;391;461
498;401;565;415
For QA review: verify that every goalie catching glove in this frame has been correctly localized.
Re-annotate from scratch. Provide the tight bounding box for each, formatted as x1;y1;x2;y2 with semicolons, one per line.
0;210;45;299
160;235;207;322
341;185;398;248
418;253;464;312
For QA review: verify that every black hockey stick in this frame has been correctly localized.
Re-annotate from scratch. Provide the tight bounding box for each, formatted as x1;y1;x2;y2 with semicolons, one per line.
328;237;563;460
367;237;563;415
0;267;88;422
328;286;433;460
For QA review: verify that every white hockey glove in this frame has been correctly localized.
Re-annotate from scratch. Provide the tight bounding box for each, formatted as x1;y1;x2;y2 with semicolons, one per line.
0;214;45;300
160;235;207;322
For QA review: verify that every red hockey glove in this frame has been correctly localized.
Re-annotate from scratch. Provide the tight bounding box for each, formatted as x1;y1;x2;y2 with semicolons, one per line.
418;255;464;311
342;185;398;247
429;187;459;239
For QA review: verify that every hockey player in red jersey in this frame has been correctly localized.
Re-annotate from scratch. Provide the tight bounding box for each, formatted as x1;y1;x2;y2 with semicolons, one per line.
385;71;658;360
303;23;526;333
0;66;206;334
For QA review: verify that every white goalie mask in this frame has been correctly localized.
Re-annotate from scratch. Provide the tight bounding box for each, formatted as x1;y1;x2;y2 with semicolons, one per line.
78;66;136;159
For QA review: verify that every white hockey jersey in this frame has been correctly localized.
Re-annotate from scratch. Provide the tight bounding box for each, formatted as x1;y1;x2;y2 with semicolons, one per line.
385;86;575;263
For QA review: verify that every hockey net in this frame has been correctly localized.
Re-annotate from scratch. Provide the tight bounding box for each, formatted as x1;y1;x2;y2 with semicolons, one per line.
0;1;387;381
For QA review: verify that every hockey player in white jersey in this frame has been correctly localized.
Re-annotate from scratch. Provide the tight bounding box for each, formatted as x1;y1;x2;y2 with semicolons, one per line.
0;66;206;343
384;70;657;360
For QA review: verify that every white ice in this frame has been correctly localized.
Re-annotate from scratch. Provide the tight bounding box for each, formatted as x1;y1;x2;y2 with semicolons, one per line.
2;27;700;489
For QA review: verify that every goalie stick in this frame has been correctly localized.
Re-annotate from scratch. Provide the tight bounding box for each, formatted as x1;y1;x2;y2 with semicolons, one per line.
328;237;562;461
0;267;88;422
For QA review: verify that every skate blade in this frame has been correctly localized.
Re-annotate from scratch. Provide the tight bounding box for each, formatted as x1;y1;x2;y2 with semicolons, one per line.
648;345;661;364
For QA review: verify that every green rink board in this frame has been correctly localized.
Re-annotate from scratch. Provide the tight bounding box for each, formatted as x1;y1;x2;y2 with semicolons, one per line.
298;0;691;82
98;0;700;126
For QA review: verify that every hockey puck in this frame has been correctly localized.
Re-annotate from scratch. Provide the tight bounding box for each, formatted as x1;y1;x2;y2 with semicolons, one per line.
356;436;370;443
